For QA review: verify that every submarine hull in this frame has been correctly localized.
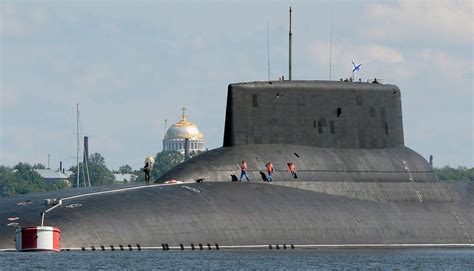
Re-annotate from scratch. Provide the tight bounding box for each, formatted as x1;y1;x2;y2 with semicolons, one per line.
1;181;472;250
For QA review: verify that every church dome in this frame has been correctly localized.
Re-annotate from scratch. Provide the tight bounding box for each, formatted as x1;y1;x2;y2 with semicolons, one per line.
165;109;204;141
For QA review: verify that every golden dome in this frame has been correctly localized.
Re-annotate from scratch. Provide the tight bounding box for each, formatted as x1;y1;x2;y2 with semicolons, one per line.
165;108;204;140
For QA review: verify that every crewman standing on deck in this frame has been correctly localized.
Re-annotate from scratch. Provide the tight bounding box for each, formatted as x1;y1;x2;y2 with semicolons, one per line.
265;162;274;182
239;160;250;182
144;155;155;185
288;162;297;179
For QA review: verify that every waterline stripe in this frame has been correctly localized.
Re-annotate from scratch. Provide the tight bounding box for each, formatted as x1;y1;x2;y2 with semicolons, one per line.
3;243;471;252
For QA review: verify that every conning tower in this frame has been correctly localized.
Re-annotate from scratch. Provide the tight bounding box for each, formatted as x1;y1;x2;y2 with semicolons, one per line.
224;80;403;149
160;80;436;183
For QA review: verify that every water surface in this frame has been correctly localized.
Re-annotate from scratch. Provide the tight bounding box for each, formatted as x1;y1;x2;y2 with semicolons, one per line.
1;249;473;270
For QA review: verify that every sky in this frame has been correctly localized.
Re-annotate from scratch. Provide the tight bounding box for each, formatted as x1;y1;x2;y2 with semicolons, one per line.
1;0;472;171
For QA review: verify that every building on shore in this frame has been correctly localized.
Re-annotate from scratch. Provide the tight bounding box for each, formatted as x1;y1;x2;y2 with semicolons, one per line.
162;108;205;155
35;169;72;187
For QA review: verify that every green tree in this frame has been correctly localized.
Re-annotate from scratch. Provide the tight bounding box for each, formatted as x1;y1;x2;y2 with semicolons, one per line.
151;151;184;181
32;163;46;169
13;163;45;193
132;151;184;183
0;164;47;197
189;150;203;159
70;153;115;187
0;163;70;197
0;166;21;197
434;166;473;182
118;164;133;174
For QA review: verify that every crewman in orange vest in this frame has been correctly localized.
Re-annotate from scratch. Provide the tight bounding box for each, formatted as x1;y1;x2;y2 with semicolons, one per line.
265;162;274;182
288;162;297;179
239;161;250;182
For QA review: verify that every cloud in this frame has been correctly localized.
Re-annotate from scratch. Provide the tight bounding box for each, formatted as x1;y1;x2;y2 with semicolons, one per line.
192;35;207;51
419;49;472;79
0;3;52;38
0;87;19;107
73;64;128;93
365;0;473;46
308;41;405;65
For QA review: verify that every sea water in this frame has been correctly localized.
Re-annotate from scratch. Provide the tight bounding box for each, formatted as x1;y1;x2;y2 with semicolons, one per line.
1;249;473;270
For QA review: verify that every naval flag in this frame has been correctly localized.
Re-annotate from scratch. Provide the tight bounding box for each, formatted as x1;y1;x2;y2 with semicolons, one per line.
352;61;361;73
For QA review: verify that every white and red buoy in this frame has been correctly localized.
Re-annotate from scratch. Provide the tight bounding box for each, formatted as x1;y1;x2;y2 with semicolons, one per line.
16;226;60;252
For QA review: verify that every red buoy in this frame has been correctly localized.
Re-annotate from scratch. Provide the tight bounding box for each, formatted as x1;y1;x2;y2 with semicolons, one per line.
16;226;60;252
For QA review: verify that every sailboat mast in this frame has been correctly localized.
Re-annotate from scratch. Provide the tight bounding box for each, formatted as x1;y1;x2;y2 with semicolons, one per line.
76;103;80;188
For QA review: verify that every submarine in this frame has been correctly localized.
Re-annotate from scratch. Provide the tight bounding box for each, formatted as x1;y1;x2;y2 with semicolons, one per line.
1;8;472;250
0;79;473;251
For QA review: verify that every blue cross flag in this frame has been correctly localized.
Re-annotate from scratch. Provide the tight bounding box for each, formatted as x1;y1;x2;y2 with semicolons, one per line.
352;61;361;73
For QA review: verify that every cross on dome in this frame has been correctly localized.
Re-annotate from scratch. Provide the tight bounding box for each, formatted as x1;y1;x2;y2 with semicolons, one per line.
181;107;187;120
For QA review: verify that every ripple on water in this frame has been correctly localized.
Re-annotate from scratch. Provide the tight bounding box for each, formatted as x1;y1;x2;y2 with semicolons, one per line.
0;249;473;270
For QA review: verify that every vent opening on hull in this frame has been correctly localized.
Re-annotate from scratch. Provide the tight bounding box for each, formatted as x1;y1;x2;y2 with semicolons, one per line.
337;108;342;117
294;152;300;158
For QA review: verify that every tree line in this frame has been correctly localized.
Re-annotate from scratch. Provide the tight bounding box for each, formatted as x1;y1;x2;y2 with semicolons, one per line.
433;166;474;182
0;163;68;197
0;151;189;197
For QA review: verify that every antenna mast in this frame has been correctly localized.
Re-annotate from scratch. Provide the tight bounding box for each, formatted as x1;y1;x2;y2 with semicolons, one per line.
267;21;270;81
329;10;333;81
289;6;292;81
